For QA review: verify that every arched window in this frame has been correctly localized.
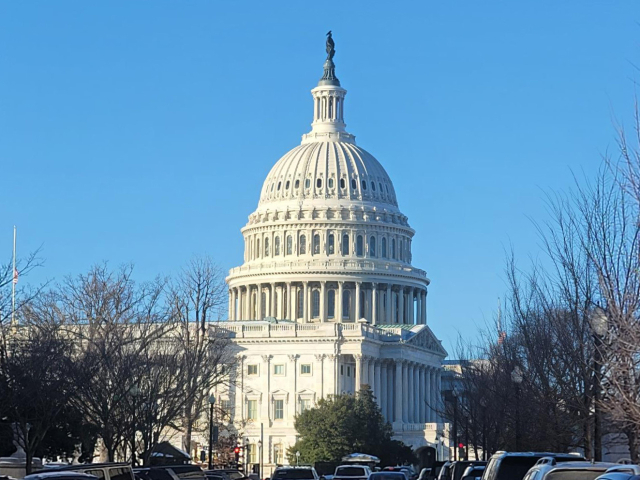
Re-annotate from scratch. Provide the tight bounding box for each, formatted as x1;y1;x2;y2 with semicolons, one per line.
305;179;310;189
256;239;261;259
312;290;320;318
328;290;335;318
295;179;300;189
328;234;335;255
369;236;376;257
328;178;334;188
297;289;304;319
285;180;290;189
275;236;280;256
313;234;320;255
379;182;383;193
351;179;357;190
382;237;387;258
287;235;293;255
372;182;376;191
356;235;364;257
399;239;403;261
342;234;350;255
362;180;367;190
299;235;306;255
316;178;322;188
340;178;346;189
261;291;267;320
264;238;270;257
342;290;351;320
277;181;281;191
392;238;396;259
360;290;365;318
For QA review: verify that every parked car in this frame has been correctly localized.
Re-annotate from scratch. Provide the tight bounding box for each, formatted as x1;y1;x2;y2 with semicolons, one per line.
25;473;99;480
369;472;408;480
594;465;640;480
272;467;320;480
482;452;585;480
382;468;414;480
46;463;135;480
522;460;620;480
437;464;452;480
450;463;486;480
460;465;485;480
334;466;371;480
134;466;205;480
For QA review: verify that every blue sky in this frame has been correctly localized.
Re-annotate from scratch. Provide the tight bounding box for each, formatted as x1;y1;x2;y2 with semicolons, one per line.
1;1;638;353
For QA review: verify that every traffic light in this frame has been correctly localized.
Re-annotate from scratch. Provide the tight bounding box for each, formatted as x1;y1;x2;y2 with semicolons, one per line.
458;443;467;460
234;446;240;463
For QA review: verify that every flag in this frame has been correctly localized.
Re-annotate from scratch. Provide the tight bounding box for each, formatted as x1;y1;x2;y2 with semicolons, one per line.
12;268;18;284
498;330;507;345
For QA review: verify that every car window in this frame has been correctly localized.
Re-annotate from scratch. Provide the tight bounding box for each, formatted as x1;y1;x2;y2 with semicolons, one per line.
370;474;406;480
495;458;540;480
109;468;134;480
227;474;244;480
273;470;316;479
336;468;366;477
86;471;106;480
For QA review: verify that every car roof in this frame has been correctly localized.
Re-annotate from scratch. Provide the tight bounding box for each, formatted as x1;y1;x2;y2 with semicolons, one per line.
47;464;131;471
26;473;100;480
492;452;583;458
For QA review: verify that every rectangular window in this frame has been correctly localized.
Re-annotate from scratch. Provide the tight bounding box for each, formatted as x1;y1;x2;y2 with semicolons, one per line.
274;364;285;375
274;444;283;465
341;365;344;375
347;366;351;377
247;444;257;464
300;399;311;412
221;399;233;416
274;399;284;420
300;364;312;375
247;399;258;420
248;364;258;376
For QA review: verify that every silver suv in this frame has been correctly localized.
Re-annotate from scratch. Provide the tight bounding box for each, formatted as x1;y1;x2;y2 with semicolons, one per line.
272;467;320;480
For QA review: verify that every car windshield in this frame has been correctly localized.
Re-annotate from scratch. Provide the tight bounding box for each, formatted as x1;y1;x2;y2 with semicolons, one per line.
336;468;366;477
547;471;607;480
273;470;314;479
495;458;540;480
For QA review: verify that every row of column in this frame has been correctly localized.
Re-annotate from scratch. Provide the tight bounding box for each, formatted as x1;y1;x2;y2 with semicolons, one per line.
355;355;442;424
229;282;427;325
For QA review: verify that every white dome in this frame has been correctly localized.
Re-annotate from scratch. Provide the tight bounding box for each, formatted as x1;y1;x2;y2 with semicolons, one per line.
258;140;398;209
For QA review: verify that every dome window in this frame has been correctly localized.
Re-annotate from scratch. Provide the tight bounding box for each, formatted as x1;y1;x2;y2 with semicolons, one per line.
382;237;387;258
392;239;396;259
328;178;334;188
351;179;357;190
277;181;282;191
328;290;336;318
299;235;306;255
285;180;290;190
286;235;293;255
275;236;281;256
342;290;351;320
340;178;346;189
328;234;335;255
313;234;320;255
369;236;376;257
271;184;274;192
264;238;270;257
305;179;311;189
317;178;322;189
372;182;376;191
342;234;349;255
379;182;383;192
295;180;300;189
362;180;367;190
356;235;364;257
386;184;389;193
312;290;320;318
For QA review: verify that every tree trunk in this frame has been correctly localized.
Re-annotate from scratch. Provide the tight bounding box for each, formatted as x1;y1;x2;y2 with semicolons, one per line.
183;402;194;458
627;428;638;464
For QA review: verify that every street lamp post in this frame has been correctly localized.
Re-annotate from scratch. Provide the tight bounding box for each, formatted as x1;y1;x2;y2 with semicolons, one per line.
129;384;140;466
590;306;608;462
511;367;523;451
208;395;216;470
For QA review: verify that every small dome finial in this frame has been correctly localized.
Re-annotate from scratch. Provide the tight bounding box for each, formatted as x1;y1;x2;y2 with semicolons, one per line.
319;31;340;86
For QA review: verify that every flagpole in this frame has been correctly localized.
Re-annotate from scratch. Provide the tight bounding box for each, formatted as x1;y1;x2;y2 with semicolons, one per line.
11;226;16;326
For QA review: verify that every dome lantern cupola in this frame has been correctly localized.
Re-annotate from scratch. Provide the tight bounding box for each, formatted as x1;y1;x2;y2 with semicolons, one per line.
303;31;354;144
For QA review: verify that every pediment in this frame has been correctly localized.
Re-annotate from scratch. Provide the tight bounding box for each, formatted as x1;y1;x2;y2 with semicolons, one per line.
404;325;448;356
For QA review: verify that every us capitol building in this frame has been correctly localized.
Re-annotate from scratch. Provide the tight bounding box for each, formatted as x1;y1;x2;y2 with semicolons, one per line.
216;35;448;472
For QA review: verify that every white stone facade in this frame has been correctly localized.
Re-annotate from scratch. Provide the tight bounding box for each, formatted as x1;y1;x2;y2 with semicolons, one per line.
222;46;448;473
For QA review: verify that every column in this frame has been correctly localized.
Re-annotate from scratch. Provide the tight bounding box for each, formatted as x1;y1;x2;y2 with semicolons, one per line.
416;291;422;325
398;287;404;325
303;281;310;323
414;364;420;422
355;282;361;321
289;283;296;320
276;285;282;319
407;363;414;423
228;289;232;320
402;361;409;422
270;283;277;318
378;361;385;412
368;357;380;392
419;366;426;423
422;291;427;324
409;289;415;325
320;281;327;322
355;354;362;392
395;360;403;423
329;354;338;396
371;283;378;325
256;284;263;320
248;285;255;319
315;354;325;399
429;368;436;422
436;369;442;423
385;284;392;323
337;282;344;321
387;362;395;421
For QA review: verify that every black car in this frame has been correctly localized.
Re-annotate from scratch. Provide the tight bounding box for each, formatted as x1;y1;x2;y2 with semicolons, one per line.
482;452;585;480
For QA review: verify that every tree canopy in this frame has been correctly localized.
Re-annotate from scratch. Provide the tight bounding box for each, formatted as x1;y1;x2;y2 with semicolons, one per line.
288;387;414;467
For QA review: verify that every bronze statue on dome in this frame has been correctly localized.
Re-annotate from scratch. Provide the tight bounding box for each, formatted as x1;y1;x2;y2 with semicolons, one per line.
326;31;335;60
